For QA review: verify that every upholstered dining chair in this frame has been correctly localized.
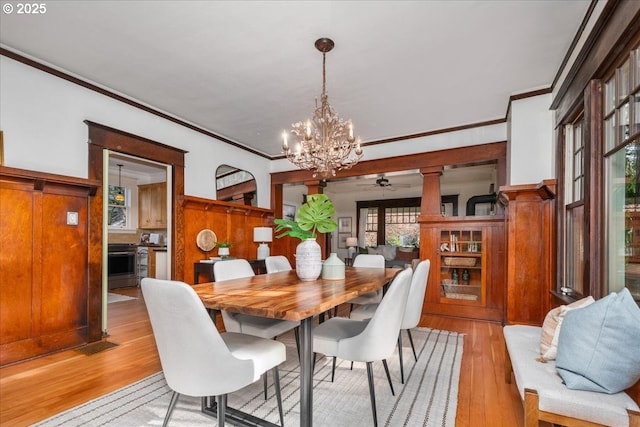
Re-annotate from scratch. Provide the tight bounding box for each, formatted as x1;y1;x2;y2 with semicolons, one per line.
350;259;431;384
348;254;386;310
141;278;286;427
312;267;413;427
214;259;300;397
265;255;292;273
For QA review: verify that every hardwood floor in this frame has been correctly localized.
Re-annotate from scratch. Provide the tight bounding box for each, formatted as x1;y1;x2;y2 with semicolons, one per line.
0;286;524;426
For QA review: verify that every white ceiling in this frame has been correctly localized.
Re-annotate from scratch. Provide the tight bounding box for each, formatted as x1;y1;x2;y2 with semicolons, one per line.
0;1;590;159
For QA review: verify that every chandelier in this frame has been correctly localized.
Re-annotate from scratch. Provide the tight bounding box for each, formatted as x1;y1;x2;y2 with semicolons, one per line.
282;38;363;178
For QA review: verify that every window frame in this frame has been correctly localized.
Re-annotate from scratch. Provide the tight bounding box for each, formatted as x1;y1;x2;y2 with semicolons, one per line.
357;197;421;247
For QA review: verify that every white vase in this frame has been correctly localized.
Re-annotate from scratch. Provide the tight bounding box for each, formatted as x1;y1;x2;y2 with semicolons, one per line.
295;238;322;281
218;247;230;258
322;252;345;280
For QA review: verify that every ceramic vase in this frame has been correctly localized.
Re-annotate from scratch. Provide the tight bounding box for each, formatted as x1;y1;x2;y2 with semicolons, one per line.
218;247;230;258
322;252;345;280
296;238;322;281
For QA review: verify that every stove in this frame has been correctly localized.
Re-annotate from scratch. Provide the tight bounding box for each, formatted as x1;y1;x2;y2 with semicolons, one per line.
107;243;138;289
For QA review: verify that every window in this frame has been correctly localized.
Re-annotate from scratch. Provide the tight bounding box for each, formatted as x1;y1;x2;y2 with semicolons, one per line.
604;45;640;304
562;115;586;295
358;198;421;248
108;184;129;228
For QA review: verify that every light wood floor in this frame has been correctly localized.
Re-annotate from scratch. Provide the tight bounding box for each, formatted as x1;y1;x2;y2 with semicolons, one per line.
0;287;525;426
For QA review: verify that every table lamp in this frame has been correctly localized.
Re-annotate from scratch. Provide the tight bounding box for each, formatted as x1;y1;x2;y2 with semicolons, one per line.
253;227;273;260
346;237;358;259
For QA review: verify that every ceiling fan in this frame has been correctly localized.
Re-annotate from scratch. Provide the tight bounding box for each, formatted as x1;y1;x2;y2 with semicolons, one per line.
357;175;411;191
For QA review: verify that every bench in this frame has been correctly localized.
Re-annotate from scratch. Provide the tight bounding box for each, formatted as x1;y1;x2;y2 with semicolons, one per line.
503;324;640;427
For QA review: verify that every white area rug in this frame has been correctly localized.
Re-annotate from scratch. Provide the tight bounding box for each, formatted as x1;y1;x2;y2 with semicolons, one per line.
33;328;463;427
107;293;137;304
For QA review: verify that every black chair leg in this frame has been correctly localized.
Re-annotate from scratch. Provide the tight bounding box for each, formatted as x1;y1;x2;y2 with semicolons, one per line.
216;394;227;427
398;333;405;384
163;391;180;427
366;362;378;427
406;329;417;361
272;367;285;427
382;359;395;396
331;356;336;382
263;373;268;400
294;327;301;362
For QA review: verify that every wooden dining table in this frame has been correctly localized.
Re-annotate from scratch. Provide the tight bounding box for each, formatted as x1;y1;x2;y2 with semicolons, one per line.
192;266;399;427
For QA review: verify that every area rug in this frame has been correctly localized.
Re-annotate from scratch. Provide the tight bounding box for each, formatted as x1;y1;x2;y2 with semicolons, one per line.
107;293;137;304
33;328;463;427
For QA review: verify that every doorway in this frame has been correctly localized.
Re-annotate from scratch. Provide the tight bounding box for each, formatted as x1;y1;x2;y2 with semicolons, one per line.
86;120;186;341
104;151;172;334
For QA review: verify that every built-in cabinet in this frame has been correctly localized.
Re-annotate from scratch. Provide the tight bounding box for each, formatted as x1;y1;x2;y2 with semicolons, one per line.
138;182;166;229
438;229;485;305
420;217;505;322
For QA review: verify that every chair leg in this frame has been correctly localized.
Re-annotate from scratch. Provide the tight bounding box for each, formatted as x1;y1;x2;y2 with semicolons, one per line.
366;362;378;427
406;329;417;361
294;326;301;362
216;393;227;427
272;367;285;427
382;359;395;396
331;356;336;382
263;372;268;400
163;391;180;427
397;333;405;384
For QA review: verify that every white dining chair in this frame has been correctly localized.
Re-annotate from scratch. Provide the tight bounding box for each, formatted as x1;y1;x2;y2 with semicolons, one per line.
214;259;300;397
350;259;431;383
265;255;292;273
312;267;413;427
347;254;386;310
141;278;286;427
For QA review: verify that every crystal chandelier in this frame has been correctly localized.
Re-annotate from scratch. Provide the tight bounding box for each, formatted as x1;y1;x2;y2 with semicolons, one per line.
282;38;363;178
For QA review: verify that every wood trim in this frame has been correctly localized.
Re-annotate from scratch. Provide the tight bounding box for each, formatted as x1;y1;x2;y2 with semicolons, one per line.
86;122;186;341
0;166;100;194
271;141;506;185
584;80;604;299
504;87;552;120
552;0;640;120
0;48;270;160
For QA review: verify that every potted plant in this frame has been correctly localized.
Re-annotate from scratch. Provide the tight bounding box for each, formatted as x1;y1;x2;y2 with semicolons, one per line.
274;194;337;281
216;241;233;258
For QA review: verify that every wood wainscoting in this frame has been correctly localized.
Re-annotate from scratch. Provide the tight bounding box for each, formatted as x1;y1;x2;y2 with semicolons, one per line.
182;196;273;284
0;166;99;366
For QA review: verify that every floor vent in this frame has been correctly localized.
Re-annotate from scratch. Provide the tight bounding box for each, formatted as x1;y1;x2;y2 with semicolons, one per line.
75;341;119;356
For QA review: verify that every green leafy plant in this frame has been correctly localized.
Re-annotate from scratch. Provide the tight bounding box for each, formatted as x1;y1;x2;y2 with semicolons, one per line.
216;241;233;248
274;194;337;240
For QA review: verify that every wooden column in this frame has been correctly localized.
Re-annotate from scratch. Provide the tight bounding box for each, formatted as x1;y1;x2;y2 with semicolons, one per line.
499;180;556;325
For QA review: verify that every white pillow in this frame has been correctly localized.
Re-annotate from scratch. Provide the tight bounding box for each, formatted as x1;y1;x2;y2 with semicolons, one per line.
538;296;594;362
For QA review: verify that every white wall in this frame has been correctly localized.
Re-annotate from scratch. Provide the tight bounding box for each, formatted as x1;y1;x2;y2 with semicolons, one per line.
0;56;272;207
507;93;555;184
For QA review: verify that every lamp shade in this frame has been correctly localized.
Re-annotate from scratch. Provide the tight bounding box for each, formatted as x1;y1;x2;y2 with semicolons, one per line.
253;227;273;243
346;237;358;248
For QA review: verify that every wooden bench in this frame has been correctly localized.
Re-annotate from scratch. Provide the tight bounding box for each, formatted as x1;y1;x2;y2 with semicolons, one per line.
503;325;640;427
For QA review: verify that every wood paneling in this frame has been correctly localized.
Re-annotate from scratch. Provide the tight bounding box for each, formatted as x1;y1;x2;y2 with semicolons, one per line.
499;181;556;326
0;167;97;365
182;196;273;284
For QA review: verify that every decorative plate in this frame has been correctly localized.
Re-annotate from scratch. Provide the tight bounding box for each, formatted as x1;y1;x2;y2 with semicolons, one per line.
196;229;217;252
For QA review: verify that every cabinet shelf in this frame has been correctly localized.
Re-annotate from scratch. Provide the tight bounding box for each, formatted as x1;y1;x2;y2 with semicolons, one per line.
438;228;485;305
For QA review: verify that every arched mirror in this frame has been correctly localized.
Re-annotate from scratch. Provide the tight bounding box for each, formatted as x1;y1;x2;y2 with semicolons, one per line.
216;164;257;206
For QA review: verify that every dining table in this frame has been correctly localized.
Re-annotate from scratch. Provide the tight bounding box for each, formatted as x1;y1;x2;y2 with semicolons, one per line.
192;266;399;427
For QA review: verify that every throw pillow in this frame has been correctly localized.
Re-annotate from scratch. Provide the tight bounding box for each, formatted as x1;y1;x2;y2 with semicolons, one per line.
381;245;397;261
538;296;594;362
367;246;383;256
556;288;640;394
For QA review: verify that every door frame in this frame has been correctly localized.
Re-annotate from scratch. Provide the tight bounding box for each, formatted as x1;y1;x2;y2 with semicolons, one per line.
86;121;186;341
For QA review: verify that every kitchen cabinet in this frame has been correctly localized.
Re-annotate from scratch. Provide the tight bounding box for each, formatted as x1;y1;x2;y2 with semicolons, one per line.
138;182;167;229
147;247;168;280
